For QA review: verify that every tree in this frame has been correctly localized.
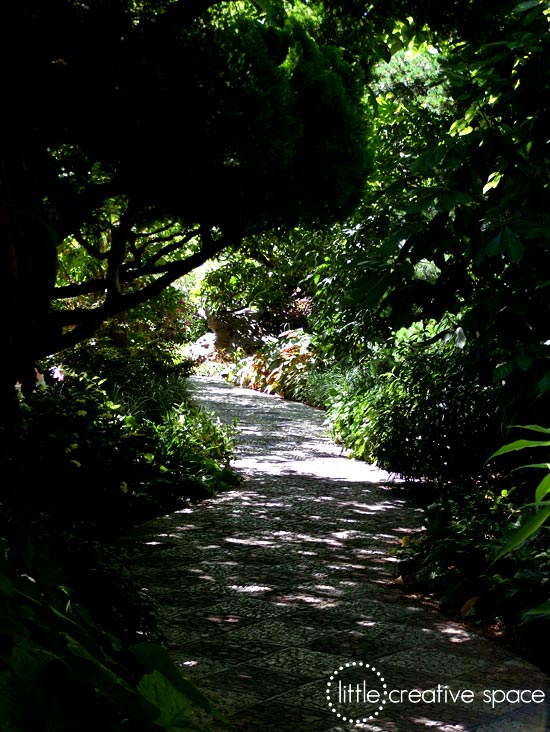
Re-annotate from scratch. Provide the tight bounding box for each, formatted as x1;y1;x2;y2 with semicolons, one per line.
0;0;370;428
338;0;550;420
305;39;454;359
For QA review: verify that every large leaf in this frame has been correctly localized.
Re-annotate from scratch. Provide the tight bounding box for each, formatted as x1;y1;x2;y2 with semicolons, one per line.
488;439;550;460
485;231;505;257
130;643;214;714
538;372;550;393
502;226;524;263
535;473;550;503
523;600;550;617
507;424;550;435
137;670;193;729
513;0;541;13
490;505;550;565
0;574;14;597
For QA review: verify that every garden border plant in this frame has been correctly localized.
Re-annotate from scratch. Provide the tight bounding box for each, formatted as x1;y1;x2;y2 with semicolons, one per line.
1;338;241;731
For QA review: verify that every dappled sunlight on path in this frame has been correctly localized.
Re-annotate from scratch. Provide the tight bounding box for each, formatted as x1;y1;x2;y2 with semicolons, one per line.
121;377;550;732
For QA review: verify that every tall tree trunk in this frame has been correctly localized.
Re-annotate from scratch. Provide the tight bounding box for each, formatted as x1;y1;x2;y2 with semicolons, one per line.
0;157;57;435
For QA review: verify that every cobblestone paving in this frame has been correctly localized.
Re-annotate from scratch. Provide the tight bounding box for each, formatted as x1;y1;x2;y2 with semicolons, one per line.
121;377;550;732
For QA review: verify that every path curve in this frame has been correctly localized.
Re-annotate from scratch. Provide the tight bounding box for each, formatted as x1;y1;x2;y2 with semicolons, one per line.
123;376;549;732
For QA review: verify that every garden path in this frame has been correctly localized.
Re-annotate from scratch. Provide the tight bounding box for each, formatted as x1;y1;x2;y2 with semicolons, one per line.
123;376;550;732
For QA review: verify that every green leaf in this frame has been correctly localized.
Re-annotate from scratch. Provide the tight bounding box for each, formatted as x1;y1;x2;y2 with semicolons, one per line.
438;191;457;211
137;670;192;728
493;361;514;381
0;574;14;596
514;354;533;371
61;632;135;694
513;0;541;13
502;226;524;263
535;474;550;503
507;424;550;434
406;193;437;214
488;439;550;460
537;372;550;393
390;37;404;54
486;232;505;257
482;171;503;194
251;0;285;25
515;462;550;471
490;505;550;565
129;643;214;714
411;146;446;175
523;600;550;617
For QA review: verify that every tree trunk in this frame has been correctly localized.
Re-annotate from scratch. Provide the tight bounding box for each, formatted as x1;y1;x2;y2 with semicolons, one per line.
0;159;57;435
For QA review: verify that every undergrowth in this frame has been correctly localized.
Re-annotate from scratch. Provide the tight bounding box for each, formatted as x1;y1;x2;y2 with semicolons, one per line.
1;340;239;731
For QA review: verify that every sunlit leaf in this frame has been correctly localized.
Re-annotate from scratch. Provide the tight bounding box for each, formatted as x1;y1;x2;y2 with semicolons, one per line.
535;474;550;503
488;439;550;460
507;424;550;434
490;505;550;565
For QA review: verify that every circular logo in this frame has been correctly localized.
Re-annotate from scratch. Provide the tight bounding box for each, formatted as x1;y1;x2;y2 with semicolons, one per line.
326;661;387;725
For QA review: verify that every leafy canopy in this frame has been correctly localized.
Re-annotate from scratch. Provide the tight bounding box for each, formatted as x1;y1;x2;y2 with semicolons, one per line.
1;0;370;374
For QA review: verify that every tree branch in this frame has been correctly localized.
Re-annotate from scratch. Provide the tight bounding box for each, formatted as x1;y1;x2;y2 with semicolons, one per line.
131;227;201;269
74;231;107;260
53;227;202;299
53;279;107;299
44;226;234;355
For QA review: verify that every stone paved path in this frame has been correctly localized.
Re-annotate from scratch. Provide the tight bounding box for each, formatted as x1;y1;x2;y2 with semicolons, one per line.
122;377;550;732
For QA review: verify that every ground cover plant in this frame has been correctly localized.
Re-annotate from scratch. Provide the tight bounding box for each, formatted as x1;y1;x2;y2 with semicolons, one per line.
18;345;238;525
1;339;239;730
388;422;550;672
325;330;502;484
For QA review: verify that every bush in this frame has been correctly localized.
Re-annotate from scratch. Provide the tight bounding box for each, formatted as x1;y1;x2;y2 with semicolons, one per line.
229;329;317;402
1;340;237;730
326;335;502;486
9;350;238;527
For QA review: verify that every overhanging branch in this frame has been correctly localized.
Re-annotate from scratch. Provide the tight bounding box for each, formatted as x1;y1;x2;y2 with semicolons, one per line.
44;226;234;355
52;227;202;300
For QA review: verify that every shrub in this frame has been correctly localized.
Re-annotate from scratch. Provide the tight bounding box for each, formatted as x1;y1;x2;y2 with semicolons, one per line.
326;336;502;486
9;362;238;526
229;329;317;402
1;340;236;730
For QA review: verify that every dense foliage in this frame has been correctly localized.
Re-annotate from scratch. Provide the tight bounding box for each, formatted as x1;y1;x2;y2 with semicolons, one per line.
1;0;374;432
1;341;238;730
10;349;237;525
3;0;550;724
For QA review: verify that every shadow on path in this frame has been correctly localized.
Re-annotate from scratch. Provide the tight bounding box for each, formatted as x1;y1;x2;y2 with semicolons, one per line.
121;377;550;732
